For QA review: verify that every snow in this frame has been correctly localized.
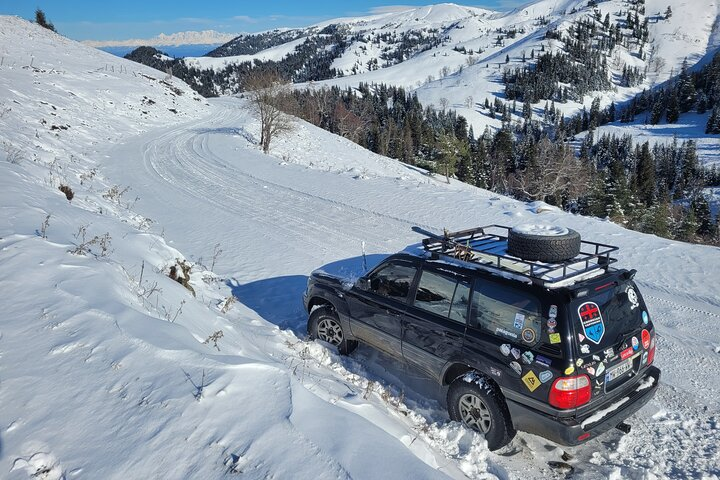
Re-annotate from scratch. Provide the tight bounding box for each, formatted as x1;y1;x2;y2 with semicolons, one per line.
1;13;720;480
82;30;239;48
511;224;570;236
183;37;308;71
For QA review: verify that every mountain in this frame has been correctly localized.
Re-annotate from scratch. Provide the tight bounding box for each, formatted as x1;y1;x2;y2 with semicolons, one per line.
160;0;719;133
1;14;720;479
83;29;238;48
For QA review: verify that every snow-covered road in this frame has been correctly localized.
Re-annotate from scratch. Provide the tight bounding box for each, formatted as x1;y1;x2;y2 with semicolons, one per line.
101;97;720;478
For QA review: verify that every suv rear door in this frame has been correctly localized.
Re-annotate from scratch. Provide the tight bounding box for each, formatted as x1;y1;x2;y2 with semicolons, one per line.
401;264;471;381
569;274;656;411
463;275;561;399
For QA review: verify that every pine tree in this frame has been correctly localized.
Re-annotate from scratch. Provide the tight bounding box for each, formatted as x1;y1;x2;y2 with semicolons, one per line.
650;100;664;125
665;91;680;123
635;142;656;206
706;106;720;134
676;207;699;242
523;99;532;121
35;8;55;32
692;195;717;239
677;60;696;112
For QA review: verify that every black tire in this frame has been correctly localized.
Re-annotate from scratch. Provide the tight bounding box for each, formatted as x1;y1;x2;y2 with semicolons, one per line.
447;375;515;451
507;227;581;262
307;306;358;355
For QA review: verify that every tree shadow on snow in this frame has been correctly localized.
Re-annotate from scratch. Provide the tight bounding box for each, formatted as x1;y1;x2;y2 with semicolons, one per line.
226;254;388;335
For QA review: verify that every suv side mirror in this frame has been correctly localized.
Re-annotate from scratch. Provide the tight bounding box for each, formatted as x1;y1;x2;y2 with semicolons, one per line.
356;277;370;290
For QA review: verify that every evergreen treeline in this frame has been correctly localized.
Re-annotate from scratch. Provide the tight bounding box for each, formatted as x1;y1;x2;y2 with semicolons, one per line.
619;52;720;132
207;29;308;57
504;1;649;104
285;83;719;245
125;32;349;97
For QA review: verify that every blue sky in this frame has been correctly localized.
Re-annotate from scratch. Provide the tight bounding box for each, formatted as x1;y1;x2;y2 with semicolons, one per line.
0;1;528;41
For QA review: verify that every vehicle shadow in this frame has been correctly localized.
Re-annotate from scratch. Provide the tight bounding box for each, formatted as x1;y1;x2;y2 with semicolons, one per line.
226;254;388;335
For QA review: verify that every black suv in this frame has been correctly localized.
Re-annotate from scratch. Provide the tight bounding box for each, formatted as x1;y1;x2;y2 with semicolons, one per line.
303;225;660;450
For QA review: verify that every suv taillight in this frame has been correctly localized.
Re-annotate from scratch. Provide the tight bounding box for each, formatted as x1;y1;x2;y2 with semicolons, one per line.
647;334;656;365
549;375;591;409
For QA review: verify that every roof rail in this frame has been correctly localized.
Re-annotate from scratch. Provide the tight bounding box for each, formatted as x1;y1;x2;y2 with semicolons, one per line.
412;225;619;288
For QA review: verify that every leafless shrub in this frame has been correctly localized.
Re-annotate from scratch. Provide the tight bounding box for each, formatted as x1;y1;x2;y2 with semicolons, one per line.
203;330;224;351
168;259;195;296
162;299;186;323
79;168;96;185
59;184;74;201
70;232;112;257
39;214;51;238
220;295;237;314
3;142;23;164
103;185;130;204
210;243;223;272
184;369;207;401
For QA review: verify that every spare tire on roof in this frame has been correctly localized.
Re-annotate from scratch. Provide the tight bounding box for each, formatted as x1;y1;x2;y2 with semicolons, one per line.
507;225;581;263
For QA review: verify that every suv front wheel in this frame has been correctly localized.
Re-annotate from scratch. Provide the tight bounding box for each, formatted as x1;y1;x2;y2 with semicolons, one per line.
447;374;516;450
308;306;358;355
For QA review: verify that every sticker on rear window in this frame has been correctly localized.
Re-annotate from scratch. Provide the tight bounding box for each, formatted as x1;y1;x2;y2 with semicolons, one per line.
578;301;605;344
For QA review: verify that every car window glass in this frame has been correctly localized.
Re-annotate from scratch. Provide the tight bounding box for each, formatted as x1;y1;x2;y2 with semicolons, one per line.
413;270;469;324
368;263;417;300
449;281;471;324
471;281;542;345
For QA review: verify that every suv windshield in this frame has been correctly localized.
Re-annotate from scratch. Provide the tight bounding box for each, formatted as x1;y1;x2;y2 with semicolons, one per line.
573;280;645;354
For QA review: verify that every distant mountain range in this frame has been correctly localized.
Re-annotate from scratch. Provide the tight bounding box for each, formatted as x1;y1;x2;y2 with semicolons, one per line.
83;30;238;48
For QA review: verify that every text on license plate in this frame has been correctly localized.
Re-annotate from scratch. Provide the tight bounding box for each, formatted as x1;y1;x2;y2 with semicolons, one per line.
605;359;633;383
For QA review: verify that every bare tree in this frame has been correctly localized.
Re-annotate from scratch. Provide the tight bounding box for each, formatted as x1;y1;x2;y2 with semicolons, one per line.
242;70;294;154
509;138;589;204
439;97;449;111
465;96;474;109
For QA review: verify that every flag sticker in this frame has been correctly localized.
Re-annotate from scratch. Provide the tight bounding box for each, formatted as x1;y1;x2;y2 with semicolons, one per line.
578;301;605;344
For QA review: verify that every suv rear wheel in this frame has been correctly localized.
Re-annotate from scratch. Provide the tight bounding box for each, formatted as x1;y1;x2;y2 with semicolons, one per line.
447;375;516;450
308;306;358;355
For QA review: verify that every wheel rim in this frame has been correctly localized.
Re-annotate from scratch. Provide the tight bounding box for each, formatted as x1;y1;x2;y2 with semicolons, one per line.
316;317;344;346
458;393;492;434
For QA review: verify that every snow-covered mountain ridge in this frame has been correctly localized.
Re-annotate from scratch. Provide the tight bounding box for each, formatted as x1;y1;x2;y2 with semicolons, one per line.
180;0;720;132
83;30;239;48
1;14;719;480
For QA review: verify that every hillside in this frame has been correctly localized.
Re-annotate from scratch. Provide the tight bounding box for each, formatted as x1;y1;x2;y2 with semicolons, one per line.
1;14;720;480
167;0;720;135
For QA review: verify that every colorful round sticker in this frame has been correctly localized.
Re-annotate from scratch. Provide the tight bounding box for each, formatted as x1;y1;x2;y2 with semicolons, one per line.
641;329;651;349
642;311;649;325
521;328;536;344
631;336;639;350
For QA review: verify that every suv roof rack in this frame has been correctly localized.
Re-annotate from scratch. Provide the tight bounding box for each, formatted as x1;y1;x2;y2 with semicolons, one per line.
412;225;619;289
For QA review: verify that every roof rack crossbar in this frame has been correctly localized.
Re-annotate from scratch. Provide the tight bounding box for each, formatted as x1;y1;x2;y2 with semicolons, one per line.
413;225;619;288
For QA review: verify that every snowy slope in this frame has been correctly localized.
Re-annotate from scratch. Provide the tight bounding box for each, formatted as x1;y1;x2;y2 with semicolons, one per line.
181;1;720;141
2;15;720;480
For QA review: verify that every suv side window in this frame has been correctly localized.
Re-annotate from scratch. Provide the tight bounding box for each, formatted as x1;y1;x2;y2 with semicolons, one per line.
470;280;542;345
368;262;418;300
413;269;470;324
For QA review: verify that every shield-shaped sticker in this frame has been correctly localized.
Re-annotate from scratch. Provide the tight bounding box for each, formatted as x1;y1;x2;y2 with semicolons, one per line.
578;301;605;344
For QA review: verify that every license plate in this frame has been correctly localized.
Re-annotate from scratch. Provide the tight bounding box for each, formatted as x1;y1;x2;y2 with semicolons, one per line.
605;359;633;383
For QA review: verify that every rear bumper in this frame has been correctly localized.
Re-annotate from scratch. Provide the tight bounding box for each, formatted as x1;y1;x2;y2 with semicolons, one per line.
506;366;660;446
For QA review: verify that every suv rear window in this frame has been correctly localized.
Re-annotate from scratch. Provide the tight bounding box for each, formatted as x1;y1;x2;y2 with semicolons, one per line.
413;269;470;324
574;281;644;353
470;280;542;346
